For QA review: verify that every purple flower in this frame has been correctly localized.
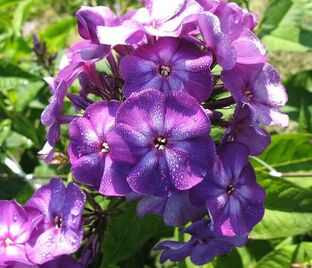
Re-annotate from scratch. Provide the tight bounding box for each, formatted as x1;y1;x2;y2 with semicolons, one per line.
68;101;131;196
40;40;111;162
120;37;213;102
39;79;71;162
135;0;203;37
222;63;289;127
107;89;216;196
41;255;82;268
191;143;265;236
57;40;111;88
79;1;204;45
25;179;85;264
0;201;42;266
137;191;205;226
3;255;81;268
77;6;146;46
198;13;237;70
155;220;248;265
223;105;271;155
77;6;117;43
213;1;266;65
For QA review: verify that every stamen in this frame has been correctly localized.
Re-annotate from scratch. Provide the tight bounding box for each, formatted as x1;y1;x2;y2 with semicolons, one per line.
55;215;63;229
101;142;110;154
159;65;171;77
154;137;167;150
245;89;253;101
226;184;235;195
4;237;14;246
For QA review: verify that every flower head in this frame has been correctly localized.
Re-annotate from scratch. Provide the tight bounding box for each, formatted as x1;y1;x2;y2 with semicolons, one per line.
155;220;248;265
137;191;205;226
120;37;213;102
191;143;265;236
0;201;42;266
222;63;289;127
25;179;85;264
223;105;271;155
107;89;216;196
68;101;131;196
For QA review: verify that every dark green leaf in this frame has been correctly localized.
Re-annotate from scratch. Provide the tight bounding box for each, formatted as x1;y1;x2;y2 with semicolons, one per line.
255;242;312;268
101;201;172;267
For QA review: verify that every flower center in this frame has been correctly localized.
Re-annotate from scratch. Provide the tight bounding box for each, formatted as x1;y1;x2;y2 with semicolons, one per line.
244;88;253;101
226;184;235;195
55;215;63;229
101;142;110;154
154;137;167;150
159;65;171;77
4;237;14;246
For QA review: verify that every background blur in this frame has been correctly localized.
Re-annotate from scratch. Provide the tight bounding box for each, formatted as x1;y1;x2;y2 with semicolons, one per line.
0;0;311;267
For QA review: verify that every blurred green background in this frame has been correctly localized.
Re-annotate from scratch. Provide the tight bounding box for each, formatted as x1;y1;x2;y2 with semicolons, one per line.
0;0;311;267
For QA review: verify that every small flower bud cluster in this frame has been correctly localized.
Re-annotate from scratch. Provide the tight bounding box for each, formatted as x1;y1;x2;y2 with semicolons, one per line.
36;0;288;265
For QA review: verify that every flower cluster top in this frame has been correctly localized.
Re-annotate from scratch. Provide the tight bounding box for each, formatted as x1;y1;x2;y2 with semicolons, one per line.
1;0;289;266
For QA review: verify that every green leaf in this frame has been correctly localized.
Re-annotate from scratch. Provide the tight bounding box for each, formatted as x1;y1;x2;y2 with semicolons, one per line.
15;81;44;112
258;0;312;52
0;59;39;80
0;176;33;202
255;242;312;268
257;172;312;213
40;17;76;52
284;71;312;132
251;209;312;239
101;201;172;267
252;133;312;173
0;119;11;146
12;0;37;37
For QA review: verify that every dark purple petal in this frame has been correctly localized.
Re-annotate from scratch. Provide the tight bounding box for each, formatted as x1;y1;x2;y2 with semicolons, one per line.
163;92;211;140
98;156;131;196
120;38;213;102
233;30;267;64
25;179;85;264
83;101;120;143
127;151;171;196
107;123;150;164
217;142;249;181
137;196;167;217
41;255;82;268
222;63;289;127
77;6;116;42
115;89;166;136
223;105;271;155
156;240;195;263
198;13;237;70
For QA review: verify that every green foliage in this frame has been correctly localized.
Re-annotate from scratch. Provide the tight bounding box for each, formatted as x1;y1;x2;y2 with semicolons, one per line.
100;202;172;267
258;0;312;52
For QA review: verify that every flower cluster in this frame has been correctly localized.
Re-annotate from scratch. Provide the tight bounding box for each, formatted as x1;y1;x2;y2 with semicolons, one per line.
0;179;85;267
34;0;289;266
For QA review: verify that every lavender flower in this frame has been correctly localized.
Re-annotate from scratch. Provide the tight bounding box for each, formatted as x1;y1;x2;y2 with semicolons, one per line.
107;89;216;196
39;40;111;162
222;63;289;127
191;143;265;236
41;255;82;268
137;191;205;226
155;220;248;265
0;201;42;266
120;37;213;102
68;101;131;196
222;105;271;156
3;255;81;268
25;179;85;264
